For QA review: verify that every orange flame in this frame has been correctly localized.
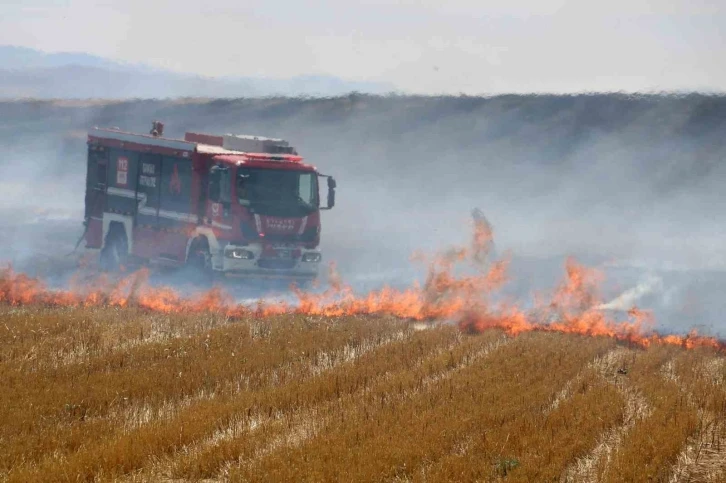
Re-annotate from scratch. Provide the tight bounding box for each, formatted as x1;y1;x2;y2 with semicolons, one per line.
0;216;723;352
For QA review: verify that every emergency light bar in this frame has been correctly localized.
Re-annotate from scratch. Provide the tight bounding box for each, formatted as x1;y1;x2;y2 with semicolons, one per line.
185;132;297;155
244;153;303;163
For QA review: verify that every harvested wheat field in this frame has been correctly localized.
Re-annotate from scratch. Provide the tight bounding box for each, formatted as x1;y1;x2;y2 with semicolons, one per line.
1;302;726;483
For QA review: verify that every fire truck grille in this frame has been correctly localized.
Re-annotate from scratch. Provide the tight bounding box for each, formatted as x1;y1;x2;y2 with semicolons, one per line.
243;222;317;244
257;259;297;270
262;233;299;242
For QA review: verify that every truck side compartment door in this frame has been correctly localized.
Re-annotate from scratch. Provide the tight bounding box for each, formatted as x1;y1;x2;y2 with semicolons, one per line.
84;146;109;248
106;148;139;215
85;146;108;221
136;154;161;228
158;155;195;229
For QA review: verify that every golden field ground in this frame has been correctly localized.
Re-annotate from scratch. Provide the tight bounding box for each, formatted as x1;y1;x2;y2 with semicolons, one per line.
1;305;726;482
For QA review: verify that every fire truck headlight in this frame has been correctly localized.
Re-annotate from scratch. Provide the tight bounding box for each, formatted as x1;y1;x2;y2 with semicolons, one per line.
226;248;255;260
302;252;321;263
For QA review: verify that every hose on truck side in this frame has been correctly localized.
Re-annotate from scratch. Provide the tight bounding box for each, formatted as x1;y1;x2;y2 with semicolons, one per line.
67;186;104;257
66;220;90;256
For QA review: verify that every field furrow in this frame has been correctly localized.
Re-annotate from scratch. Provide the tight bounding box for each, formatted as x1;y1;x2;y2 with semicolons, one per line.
3;304;726;482
152;327;491;481
1;308;413;481
560;347;649;482
229;333;616;482
602;347;696;482
667;352;726;483
415;335;621;483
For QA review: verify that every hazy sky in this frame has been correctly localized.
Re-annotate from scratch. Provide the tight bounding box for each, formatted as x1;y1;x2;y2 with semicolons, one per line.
2;0;725;94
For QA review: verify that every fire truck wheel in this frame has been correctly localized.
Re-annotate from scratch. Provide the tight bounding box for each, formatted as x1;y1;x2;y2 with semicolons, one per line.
187;236;213;283
100;225;128;272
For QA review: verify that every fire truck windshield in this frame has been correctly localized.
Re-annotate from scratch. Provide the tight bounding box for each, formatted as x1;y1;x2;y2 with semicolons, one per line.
237;167;318;216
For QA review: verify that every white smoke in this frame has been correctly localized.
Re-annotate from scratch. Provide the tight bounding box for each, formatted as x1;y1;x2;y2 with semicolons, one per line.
596;274;664;312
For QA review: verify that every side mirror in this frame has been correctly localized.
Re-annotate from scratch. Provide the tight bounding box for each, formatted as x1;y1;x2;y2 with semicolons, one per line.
320;175;336;210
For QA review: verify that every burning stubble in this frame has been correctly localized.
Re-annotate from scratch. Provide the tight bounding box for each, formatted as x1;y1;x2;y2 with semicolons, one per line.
0;215;722;352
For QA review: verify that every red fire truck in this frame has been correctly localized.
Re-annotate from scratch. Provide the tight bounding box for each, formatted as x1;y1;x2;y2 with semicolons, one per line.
83;122;336;281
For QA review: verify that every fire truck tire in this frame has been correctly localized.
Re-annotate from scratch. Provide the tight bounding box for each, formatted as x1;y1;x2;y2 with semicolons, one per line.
187;236;214;283
100;224;128;272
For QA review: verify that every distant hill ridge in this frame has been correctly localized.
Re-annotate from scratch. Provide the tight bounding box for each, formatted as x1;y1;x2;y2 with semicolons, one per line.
0;45;395;99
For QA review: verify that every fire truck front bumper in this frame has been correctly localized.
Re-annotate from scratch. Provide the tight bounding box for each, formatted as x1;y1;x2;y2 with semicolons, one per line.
216;244;321;280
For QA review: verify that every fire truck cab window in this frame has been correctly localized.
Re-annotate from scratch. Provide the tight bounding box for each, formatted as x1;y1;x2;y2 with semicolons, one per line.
298;173;314;207
209;166;231;204
237;168;318;216
220;169;231;204
236;172;250;206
